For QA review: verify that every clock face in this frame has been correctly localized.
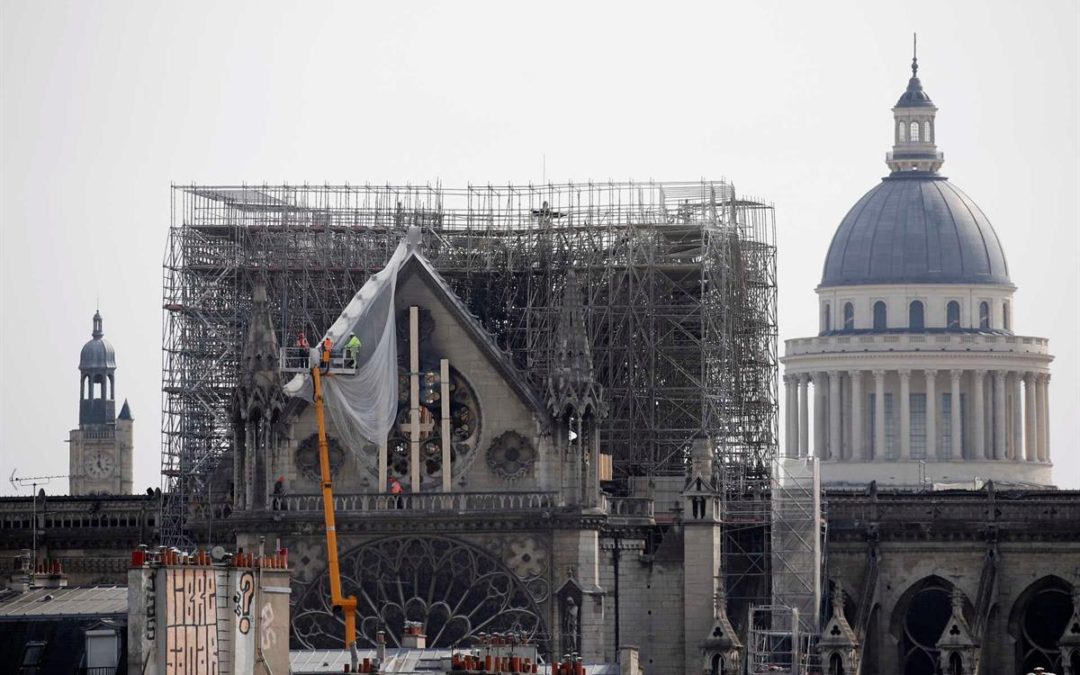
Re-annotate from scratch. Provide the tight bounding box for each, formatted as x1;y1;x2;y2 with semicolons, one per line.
85;451;114;479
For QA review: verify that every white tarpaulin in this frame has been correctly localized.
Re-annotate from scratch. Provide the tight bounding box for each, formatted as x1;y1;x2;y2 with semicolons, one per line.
283;229;416;451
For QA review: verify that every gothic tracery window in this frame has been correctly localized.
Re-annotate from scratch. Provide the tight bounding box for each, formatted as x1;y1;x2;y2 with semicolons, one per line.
894;578;956;675
1010;577;1073;673
293;536;549;653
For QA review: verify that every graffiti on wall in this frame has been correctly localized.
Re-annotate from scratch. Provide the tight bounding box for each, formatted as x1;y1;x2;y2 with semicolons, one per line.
233;570;255;634
145;570;157;641
165;568;220;675
261;601;277;651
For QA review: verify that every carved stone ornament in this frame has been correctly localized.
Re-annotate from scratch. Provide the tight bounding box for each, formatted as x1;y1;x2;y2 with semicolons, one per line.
295;433;346;481
486;430;537;481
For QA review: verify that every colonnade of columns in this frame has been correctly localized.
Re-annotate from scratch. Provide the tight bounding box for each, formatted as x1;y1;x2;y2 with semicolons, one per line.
783;369;1051;463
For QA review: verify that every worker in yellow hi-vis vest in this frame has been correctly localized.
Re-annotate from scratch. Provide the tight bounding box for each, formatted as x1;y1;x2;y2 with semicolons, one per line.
345;333;362;369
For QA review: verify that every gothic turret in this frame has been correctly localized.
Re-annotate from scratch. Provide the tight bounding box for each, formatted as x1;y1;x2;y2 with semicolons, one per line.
886;35;944;173
232;282;286;510
547;271;606;507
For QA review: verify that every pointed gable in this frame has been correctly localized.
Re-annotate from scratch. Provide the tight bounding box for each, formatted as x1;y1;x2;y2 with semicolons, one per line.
394;252;551;429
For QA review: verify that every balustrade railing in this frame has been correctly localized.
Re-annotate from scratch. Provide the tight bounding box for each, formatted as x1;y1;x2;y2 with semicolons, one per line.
785;332;1049;356
276;491;559;514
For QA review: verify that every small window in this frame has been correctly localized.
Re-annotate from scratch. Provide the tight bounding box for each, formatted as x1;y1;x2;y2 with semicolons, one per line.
873;301;887;330
910;121;920;142
979;301;990;330
898;121;906;142
1002;302;1010;331
19;641;46;675
843;302;855;330
924;120;932;143
909;300;925;331
823;303;831;332
946;301;961;330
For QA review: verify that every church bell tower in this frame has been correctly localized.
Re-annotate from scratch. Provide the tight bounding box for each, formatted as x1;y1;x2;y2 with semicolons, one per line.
70;311;134;495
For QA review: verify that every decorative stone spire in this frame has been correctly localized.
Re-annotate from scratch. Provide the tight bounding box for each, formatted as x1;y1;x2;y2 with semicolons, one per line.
818;581;860;673
935;586;978;675
235;282;285;418
887;35;944;173
91;310;103;339
546;271;603;418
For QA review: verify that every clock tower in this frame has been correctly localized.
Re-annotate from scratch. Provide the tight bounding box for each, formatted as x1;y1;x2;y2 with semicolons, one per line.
69;311;134;495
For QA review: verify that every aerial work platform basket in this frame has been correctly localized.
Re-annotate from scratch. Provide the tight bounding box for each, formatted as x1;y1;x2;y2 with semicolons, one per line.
279;347;358;375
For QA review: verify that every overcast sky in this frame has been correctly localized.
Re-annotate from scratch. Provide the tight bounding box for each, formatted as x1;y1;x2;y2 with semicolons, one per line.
1;0;1077;493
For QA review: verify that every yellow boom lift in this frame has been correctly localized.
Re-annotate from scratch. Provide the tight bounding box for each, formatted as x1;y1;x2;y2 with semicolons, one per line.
310;342;359;648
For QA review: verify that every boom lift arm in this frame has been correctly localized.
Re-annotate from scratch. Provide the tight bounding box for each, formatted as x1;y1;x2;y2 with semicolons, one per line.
311;344;359;648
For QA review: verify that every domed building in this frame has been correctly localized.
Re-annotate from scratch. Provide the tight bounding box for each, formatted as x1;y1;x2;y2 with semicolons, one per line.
782;55;1054;487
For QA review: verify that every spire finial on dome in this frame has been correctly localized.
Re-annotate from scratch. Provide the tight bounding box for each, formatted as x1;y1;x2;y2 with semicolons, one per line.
92;310;103;340
912;33;918;77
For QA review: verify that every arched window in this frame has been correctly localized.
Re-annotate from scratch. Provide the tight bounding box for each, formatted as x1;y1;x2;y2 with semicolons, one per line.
873;301;887;330
948;653;963;675
909;300;925;331
898;121;906;142
823;303;831;332
1009;577;1074;673
829;653;844;675
843;302;855;330
924;121;932;143
1002;302;1010;331
946;301;961;330
894;578;956;675
979;301;990;330
910;121;920;142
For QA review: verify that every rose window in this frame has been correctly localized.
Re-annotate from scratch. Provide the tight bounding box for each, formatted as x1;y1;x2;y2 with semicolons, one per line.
382;365;481;489
292;536;548;653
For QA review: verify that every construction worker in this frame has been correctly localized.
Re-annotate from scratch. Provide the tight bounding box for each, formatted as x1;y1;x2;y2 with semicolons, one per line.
388;475;404;509
296;332;309;349
345;333;362;369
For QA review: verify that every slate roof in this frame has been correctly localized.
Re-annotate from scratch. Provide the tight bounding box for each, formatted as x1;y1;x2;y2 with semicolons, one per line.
0;586;127;620
821;174;1011;287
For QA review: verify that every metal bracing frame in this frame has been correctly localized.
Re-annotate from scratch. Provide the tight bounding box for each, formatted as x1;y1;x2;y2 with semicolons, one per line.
160;184;779;598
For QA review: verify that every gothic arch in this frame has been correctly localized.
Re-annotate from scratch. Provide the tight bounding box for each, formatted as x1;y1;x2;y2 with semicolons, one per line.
292;535;550;654
1008;575;1074;674
889;576;971;675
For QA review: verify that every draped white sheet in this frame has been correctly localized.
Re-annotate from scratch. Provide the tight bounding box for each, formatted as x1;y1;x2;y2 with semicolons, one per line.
283;230;415;451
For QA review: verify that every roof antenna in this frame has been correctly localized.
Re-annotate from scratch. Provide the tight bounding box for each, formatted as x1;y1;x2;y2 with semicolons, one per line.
912;32;919;77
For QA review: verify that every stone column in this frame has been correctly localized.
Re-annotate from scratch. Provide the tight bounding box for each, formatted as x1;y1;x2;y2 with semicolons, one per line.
814;373;827;459
1024;372;1037;462
925;370;937;460
799;374;810;458
785;376;797;458
1011;372;1023;461
850;370;864;461
873;370;886;462
971;370;985;460
946;370;962;460
1037;374;1050;462
829;371;842;461
898;369;911;460
993;371;1007;460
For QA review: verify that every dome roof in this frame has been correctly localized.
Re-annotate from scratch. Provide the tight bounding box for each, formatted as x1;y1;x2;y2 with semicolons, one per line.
896;75;934;108
79;311;117;371
80;336;117;371
821;174;1011;287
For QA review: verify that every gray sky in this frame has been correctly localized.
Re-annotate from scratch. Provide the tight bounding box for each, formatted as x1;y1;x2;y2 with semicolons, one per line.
2;0;1077;493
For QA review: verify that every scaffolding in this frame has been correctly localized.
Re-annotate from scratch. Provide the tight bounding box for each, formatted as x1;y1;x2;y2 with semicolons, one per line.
160;181;779;603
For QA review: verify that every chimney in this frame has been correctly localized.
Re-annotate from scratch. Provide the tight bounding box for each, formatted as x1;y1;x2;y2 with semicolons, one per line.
618;646;640;675
376;630;387;663
32;559;68;589
401;621;426;648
